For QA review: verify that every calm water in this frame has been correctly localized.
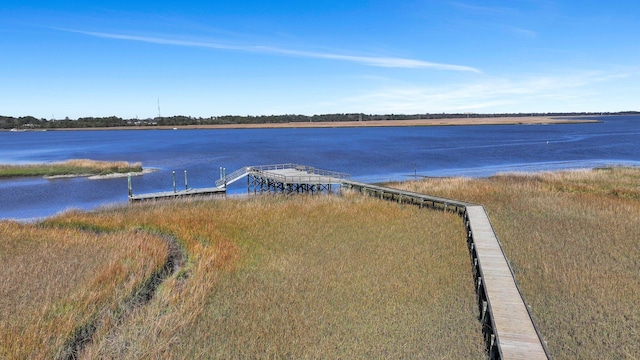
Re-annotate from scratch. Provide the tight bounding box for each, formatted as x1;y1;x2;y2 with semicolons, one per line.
2;116;639;221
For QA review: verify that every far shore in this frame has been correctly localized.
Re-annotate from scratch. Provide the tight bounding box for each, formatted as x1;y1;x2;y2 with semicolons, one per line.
31;116;600;131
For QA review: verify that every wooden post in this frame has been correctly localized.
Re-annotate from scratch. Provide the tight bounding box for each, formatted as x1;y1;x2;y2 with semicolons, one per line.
184;170;188;190
128;174;132;197
172;171;176;193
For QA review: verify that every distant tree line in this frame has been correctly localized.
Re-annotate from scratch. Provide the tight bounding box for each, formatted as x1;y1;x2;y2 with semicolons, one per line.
1;112;638;130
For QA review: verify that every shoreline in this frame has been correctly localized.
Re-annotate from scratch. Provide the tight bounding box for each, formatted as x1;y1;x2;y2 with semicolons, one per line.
13;116;600;131
43;168;157;180
4;165;638;223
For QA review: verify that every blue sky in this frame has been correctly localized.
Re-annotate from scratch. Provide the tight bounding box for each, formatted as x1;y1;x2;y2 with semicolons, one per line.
2;1;639;118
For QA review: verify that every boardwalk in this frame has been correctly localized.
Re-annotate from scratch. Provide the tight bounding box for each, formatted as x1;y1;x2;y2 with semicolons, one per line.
465;206;548;359
343;181;550;360
247;164;348;193
129;164;349;201
215;164;349;194
129;187;225;202
252;166;345;185
129;166;550;359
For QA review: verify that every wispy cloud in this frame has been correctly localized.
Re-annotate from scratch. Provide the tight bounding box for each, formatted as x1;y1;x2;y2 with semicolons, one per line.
505;26;537;38
450;2;538;38
65;29;481;73
336;70;639;113
449;2;519;16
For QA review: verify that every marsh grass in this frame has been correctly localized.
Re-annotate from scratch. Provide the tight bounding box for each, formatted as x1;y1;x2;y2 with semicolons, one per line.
392;167;640;359
7;167;638;358
0;221;168;358
43;193;485;359
0;159;143;178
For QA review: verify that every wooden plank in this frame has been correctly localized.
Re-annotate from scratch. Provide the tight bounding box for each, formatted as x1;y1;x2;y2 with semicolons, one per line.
257;168;343;185
129;187;225;202
466;205;548;359
341;180;472;210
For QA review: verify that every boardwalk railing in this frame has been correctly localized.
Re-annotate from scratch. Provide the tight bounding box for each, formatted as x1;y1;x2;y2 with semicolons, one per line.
217;164;351;189
246;164;349;194
251;163;350;182
341;180;470;214
342;180;550;360
216;166;251;188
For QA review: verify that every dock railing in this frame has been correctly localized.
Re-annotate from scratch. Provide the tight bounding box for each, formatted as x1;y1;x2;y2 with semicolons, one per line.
216;164;350;189
251;163;350;179
216;166;252;188
250;164;350;184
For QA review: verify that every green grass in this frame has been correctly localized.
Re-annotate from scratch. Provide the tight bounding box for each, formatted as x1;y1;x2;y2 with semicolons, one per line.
0;159;143;178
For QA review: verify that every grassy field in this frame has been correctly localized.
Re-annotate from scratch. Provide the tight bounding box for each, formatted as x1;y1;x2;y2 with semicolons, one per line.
0;222;168;358
0;159;143;178
392;167;640;359
32;193;486;359
6;167;633;359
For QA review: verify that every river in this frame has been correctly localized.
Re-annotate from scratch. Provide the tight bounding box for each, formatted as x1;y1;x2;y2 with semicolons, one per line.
1;116;639;221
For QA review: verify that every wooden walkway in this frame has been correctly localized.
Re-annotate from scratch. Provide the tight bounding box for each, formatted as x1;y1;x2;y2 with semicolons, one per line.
128;166;550;359
252;167;344;184
129;187;225;202
129;164;349;201
343;180;550;360
246;164;349;194
465;206;549;359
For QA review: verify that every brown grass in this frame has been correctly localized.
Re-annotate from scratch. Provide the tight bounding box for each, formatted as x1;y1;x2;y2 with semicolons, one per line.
391;167;640;359
0;221;168;358
42;194;485;359
7;167;636;358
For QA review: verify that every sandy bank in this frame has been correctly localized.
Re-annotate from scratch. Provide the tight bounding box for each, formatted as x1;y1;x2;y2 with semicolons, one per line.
44;168;158;180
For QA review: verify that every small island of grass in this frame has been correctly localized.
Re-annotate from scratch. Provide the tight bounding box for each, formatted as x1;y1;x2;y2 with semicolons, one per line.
0;159;144;179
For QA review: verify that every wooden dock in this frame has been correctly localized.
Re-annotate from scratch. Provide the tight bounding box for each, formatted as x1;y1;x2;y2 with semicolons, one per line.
465;206;549;359
343;180;550;360
129;164;349;201
128;166;550;359
246;164;349;194
129;187;225;202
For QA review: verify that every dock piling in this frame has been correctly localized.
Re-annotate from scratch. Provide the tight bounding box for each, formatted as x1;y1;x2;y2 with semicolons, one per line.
129;167;226;202
173;171;177;193
219;167;227;188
